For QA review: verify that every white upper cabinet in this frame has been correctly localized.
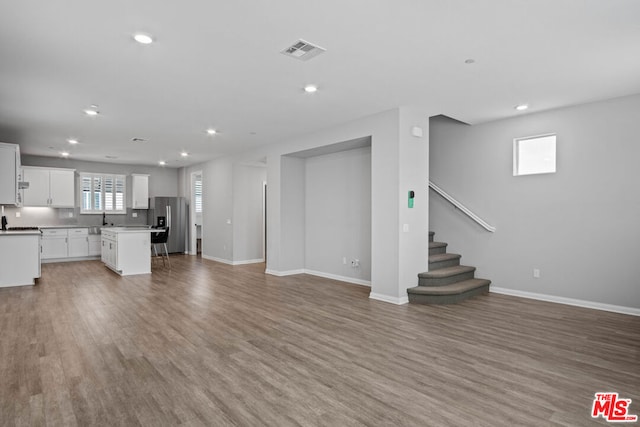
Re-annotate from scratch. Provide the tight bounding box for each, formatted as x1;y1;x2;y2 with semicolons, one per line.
49;169;75;207
0;142;21;206
131;174;149;209
22;166;75;207
22;167;49;206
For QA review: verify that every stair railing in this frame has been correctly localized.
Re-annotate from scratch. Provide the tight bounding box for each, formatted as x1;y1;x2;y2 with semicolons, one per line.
429;180;496;232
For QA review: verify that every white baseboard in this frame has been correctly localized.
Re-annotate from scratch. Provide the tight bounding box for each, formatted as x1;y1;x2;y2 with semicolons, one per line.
304;269;371;287
265;269;306;276
202;255;264;266
232;258;264;266
490;287;640;317
41;256;100;264
369;292;409;305
201;255;233;265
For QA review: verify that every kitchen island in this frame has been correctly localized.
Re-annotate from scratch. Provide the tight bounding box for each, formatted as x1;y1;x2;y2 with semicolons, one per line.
101;227;164;276
0;230;41;287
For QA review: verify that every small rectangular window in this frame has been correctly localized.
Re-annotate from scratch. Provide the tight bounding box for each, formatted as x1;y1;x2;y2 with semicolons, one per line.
513;133;556;176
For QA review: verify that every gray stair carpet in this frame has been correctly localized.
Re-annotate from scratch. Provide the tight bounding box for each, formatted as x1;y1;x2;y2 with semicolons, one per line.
408;232;491;304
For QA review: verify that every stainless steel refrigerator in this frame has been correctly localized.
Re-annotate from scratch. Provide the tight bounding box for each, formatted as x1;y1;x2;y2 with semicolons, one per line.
148;196;188;253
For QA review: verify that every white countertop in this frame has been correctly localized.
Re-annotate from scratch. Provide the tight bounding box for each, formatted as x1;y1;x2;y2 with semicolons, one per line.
0;230;41;236
39;225;88;229
40;225;150;229
103;227;163;233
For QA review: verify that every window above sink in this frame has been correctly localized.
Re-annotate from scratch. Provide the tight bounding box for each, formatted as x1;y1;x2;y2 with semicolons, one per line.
80;173;126;214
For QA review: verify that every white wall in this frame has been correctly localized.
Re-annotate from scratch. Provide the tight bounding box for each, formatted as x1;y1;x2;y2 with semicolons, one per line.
232;164;266;262
177;106;430;303
263;107;430;302
202;158;234;262
278;156;306;272
305;146;371;282
430;94;640;311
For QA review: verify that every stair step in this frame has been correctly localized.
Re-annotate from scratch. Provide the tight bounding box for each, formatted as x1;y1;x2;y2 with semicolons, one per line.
429;231;434;243
407;279;491;304
418;265;476;286
428;253;461;270
429;241;447;255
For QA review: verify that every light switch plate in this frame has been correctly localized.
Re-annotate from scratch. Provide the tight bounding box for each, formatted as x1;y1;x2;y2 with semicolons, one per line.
402;223;409;232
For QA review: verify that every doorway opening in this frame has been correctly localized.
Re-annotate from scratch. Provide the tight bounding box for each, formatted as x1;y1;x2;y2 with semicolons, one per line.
190;171;203;256
263;181;267;264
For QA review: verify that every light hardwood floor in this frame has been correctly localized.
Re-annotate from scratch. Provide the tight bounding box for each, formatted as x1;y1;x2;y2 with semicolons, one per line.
0;256;638;426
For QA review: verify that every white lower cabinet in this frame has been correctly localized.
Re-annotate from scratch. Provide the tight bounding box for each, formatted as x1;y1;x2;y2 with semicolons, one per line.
101;230;117;270
41;228;101;261
68;228;89;258
101;229;150;275
88;235;101;256
41;229;68;259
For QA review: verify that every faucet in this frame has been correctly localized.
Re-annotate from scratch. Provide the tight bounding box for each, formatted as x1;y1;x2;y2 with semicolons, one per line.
102;212;107;226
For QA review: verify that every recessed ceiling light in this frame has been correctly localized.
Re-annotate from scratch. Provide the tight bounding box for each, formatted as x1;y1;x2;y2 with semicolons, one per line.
515;104;529;111
159;161;166;166
67;138;78;144
133;33;153;44
206;128;217;135
304;84;318;93
180;151;189;157
60;151;70;157
84;105;99;116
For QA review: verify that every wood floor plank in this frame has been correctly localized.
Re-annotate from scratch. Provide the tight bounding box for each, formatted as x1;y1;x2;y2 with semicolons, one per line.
0;256;638;426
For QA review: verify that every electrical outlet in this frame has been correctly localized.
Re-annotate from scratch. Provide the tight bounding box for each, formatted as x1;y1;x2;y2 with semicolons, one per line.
15;211;20;218
68;212;73;218
533;268;540;278
342;257;347;265
132;212;138;218
354;259;360;268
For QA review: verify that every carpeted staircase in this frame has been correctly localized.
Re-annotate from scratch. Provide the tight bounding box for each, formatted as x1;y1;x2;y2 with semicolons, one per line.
407;231;490;304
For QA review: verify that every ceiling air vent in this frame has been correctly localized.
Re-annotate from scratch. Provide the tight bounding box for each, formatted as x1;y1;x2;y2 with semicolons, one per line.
281;39;326;61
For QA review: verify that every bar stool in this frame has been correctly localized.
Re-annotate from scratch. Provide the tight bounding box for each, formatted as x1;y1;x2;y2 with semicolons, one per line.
151;227;171;268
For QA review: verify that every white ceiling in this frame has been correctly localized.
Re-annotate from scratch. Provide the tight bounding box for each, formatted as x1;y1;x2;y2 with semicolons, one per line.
1;0;639;167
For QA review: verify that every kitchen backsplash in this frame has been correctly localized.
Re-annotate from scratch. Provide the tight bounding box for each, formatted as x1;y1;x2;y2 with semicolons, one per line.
1;206;149;228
